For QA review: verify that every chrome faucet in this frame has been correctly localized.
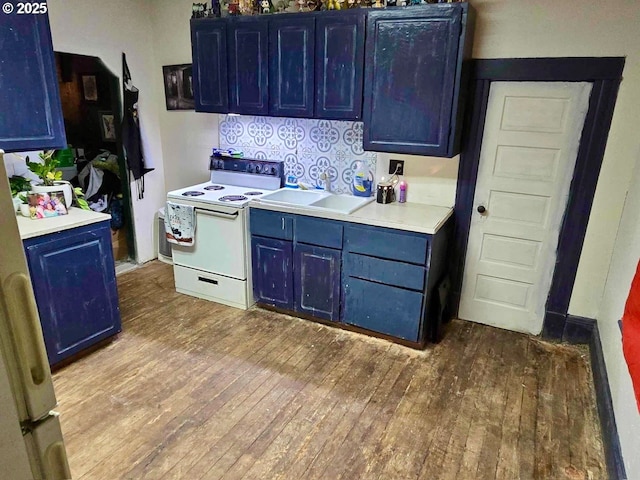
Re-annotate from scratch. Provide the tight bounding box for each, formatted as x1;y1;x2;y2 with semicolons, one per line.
319;171;332;193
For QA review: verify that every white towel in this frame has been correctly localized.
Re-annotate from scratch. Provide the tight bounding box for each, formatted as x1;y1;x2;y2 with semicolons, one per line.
165;202;196;246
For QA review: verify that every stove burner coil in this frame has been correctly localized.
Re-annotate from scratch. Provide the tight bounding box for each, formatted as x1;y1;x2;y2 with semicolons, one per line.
243;191;263;196
204;184;225;191
219;195;248;202
182;191;205;197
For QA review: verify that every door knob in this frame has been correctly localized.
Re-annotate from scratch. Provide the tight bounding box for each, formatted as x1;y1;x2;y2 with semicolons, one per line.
477;205;486;214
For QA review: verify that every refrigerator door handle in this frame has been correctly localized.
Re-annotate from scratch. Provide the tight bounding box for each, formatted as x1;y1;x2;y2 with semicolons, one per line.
4;272;57;420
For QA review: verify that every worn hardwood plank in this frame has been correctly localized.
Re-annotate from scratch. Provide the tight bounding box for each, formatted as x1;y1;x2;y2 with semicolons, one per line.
51;261;607;480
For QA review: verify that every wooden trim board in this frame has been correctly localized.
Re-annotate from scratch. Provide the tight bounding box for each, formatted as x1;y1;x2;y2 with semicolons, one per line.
590;324;627;479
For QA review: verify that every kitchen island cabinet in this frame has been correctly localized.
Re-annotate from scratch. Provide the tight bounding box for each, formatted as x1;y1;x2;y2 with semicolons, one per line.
249;204;452;347
0;7;66;152
19;212;121;367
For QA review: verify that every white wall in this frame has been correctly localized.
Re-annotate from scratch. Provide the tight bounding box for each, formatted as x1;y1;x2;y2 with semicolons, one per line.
147;0;221;192
48;0;166;263
597;149;640;479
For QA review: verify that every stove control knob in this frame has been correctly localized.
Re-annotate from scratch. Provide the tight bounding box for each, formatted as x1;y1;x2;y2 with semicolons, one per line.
253;164;261;173
268;166;277;175
246;164;254;173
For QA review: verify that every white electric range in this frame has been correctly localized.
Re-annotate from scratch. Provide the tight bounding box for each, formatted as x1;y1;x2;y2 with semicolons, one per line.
167;157;284;309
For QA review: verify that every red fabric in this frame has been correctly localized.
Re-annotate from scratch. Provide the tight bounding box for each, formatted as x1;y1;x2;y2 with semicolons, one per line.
622;260;640;412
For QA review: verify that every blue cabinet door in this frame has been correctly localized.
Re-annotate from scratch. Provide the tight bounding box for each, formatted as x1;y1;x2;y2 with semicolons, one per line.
269;16;315;118
294;244;341;321
191;19;229;113
315;10;365;120
23;222;121;366
0;10;66;153
363;5;464;157
228;17;269;115
251;236;293;309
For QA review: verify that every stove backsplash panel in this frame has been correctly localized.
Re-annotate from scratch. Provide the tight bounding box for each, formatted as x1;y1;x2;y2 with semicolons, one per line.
219;115;377;195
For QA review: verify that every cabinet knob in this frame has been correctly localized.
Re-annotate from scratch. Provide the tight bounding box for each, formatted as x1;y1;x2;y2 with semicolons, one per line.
477;205;486;214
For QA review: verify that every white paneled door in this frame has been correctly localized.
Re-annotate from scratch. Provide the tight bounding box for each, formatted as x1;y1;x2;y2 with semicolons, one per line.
459;82;592;334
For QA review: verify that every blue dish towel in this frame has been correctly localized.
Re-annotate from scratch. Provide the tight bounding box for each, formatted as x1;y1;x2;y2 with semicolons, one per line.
165;202;196;246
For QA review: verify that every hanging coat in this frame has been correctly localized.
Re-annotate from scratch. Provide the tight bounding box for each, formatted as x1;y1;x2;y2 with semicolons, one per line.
121;53;153;199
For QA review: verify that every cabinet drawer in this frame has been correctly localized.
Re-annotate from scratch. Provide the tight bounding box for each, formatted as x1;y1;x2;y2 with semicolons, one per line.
174;265;248;310
250;208;293;240
342;277;423;341
343;253;425;291
344;224;428;264
295;215;343;249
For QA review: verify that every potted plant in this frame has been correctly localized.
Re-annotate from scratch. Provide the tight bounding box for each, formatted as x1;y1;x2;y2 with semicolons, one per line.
9;175;32;213
27;150;89;210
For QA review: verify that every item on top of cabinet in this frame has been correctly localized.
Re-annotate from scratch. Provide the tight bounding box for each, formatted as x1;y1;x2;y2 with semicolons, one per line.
386;0;397;5
352;161;373;197
191;3;208;18
399;180;407;203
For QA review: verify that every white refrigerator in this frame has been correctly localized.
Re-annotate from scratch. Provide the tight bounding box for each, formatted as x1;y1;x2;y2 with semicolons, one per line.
0;151;72;479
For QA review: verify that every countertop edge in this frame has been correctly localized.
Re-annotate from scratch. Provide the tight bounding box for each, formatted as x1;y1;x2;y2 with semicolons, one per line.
17;208;112;240
249;200;453;235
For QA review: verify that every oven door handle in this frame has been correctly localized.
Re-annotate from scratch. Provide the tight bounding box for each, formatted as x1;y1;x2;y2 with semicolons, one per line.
195;209;239;220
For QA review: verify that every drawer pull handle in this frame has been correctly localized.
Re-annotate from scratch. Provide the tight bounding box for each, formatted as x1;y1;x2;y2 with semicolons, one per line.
281;218;285;230
198;277;218;285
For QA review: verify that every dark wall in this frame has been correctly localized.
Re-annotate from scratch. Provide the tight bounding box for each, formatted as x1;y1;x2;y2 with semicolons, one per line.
55;52;117;158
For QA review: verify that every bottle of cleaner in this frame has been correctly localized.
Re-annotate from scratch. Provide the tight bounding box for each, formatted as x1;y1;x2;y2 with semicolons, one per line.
352;161;373;197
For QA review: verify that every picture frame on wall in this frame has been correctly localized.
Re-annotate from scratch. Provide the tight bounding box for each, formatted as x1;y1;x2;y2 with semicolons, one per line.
162;64;195;110
99;111;116;142
81;75;98;102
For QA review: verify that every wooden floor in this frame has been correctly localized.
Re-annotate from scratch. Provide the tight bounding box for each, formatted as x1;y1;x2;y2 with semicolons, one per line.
52;261;606;479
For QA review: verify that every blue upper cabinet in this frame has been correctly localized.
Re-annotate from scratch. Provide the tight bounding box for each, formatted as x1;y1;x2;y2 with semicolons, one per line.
363;4;474;157
0;10;66;153
228;17;269;115
191;19;229;113
315;10;365;120
269;15;315;118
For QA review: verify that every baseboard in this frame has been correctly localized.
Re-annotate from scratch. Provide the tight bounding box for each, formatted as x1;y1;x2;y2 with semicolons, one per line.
589;324;627;480
564;315;596;344
542;312;596;344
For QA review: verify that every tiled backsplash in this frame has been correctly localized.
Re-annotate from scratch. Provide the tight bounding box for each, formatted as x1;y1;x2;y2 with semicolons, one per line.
219;115;377;194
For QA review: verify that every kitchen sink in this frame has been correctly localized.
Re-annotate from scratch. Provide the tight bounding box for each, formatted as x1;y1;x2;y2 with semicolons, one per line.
308;194;373;214
256;189;373;214
256;188;328;206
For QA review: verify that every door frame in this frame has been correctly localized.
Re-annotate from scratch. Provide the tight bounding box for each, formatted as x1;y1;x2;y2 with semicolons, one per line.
451;57;625;339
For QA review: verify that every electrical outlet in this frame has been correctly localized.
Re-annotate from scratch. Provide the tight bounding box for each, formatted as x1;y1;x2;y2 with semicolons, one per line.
389;159;405;176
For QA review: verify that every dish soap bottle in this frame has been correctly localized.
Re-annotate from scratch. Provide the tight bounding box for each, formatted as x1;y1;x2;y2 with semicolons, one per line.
352;161;373;197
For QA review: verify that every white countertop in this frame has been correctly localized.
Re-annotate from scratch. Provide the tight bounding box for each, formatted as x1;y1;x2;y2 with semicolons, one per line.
251;199;453;235
16;208;111;240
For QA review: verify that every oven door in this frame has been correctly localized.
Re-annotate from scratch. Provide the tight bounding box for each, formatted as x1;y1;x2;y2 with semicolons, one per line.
171;204;247;280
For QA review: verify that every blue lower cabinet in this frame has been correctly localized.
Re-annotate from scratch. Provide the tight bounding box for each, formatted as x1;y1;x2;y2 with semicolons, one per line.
342;276;423;342
251;236;293;309
23;221;121;366
294;244;341;321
